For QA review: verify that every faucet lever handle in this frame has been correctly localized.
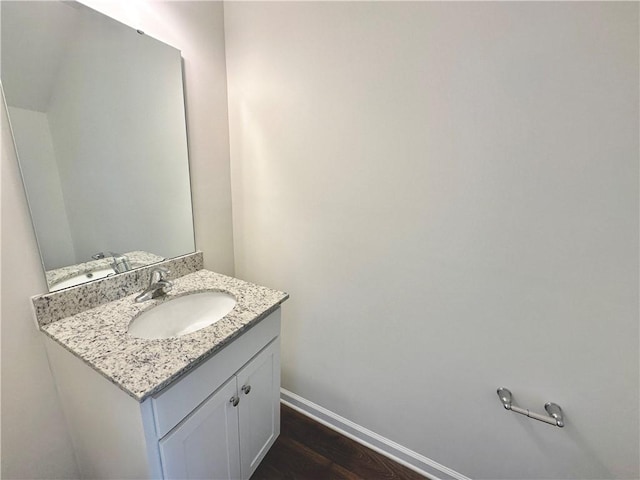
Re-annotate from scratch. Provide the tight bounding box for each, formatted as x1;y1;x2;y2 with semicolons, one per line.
134;266;173;303
149;266;171;282
155;266;170;276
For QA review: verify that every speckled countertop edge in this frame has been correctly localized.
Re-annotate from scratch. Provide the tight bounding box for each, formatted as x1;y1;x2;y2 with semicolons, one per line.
41;269;288;402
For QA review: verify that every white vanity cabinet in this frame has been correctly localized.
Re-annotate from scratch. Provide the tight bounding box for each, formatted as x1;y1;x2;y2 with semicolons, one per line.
160;339;280;480
43;308;282;480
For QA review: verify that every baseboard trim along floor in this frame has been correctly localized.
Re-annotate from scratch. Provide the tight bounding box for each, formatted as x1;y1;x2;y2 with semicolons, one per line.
280;388;470;480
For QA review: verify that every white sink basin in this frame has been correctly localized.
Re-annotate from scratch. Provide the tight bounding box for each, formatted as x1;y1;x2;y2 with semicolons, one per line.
50;267;116;291
128;291;236;340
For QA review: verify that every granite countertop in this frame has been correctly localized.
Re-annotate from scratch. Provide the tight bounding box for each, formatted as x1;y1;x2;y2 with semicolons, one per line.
41;269;288;402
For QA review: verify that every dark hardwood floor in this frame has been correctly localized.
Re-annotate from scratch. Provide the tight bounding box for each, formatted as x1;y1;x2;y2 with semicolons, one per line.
251;404;426;480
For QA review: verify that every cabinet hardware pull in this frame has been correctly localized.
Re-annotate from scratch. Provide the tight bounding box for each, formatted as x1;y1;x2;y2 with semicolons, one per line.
229;395;240;407
242;385;251;395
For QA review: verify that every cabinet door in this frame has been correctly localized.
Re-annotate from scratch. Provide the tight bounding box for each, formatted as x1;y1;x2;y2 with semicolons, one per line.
159;377;241;480
237;339;281;480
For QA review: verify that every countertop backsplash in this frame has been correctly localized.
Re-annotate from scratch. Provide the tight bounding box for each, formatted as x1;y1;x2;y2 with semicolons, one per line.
32;252;204;327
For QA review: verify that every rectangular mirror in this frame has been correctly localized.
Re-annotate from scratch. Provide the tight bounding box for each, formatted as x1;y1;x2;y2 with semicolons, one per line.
1;0;195;291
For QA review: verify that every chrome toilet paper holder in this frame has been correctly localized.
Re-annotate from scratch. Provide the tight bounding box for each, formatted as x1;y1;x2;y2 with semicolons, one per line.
497;387;564;428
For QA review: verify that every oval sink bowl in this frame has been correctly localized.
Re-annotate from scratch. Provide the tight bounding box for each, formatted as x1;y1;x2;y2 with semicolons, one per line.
50;267;116;291
128;291;236;340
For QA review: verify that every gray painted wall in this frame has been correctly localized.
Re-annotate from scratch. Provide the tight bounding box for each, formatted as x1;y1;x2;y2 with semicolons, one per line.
225;2;639;478
1;92;79;480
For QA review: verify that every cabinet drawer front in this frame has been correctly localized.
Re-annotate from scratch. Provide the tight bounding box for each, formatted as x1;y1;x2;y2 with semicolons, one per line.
152;309;281;438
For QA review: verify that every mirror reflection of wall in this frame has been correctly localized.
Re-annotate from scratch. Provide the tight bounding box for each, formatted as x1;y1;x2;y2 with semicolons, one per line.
1;1;195;290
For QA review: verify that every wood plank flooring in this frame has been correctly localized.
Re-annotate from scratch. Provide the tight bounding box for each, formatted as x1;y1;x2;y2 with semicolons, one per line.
251;404;426;480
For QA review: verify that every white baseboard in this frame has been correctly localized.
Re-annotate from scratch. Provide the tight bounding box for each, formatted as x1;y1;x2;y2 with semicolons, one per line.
280;388;470;480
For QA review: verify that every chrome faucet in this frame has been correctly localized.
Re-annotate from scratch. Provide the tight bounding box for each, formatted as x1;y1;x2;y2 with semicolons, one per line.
135;267;173;303
92;251;131;274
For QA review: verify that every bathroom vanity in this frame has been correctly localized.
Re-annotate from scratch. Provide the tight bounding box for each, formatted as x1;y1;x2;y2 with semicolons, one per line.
5;2;288;478
35;254;288;480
